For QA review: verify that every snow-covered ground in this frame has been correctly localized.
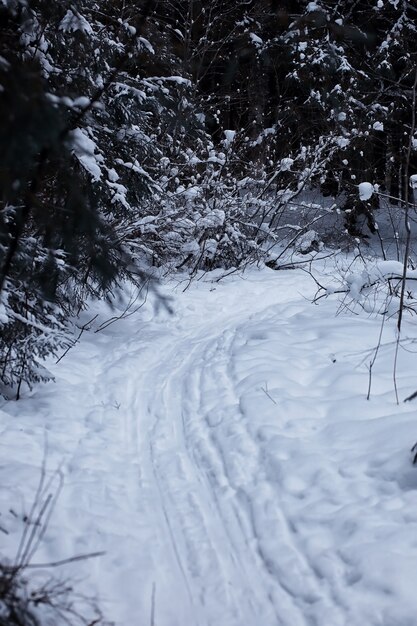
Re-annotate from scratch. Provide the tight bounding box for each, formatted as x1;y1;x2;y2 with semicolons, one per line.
2;258;417;625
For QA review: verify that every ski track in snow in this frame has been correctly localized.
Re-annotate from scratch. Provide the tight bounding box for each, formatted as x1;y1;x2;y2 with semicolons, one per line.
2;266;417;625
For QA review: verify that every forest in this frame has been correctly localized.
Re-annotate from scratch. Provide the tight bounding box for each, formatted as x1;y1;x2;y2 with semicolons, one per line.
2;1;417;625
1;0;416;396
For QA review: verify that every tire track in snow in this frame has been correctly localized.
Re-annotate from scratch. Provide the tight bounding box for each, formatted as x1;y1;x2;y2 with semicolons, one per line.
179;336;283;625
182;308;349;626
226;304;364;624
141;334;277;626
182;329;310;626
134;317;325;624
8;268;416;626
125;274;351;625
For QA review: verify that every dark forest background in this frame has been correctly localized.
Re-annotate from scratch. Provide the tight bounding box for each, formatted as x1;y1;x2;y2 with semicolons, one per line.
1;0;417;396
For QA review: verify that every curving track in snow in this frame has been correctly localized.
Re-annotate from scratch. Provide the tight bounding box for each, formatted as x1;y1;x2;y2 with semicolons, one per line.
2;266;417;625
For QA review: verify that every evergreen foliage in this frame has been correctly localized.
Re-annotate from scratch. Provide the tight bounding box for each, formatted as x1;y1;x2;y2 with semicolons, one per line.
1;0;417;396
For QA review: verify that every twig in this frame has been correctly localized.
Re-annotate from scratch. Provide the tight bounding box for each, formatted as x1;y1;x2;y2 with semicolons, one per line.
56;315;98;364
261;383;277;405
404;389;417;403
397;66;417;335
23;551;106;569
15;434;48;566
94;283;149;332
367;313;386;400
394;65;417;404
24;470;64;566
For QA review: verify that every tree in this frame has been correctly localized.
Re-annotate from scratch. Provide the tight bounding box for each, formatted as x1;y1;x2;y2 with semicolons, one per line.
0;0;171;395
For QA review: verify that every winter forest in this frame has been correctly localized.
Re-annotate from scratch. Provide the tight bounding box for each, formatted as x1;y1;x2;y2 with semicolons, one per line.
2;0;417;624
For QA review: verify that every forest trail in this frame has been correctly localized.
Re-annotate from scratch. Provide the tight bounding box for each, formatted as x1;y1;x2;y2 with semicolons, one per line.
2;265;417;625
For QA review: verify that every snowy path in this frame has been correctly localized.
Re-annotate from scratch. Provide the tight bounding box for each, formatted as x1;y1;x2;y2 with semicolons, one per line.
2;265;417;625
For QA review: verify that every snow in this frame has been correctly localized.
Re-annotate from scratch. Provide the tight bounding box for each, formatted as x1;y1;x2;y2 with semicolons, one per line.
148;75;192;87
199;208;225;228
183;186;200;202
249;33;263;47
410;174;417;189
223;129;236;147
138;37;154;54
336;136;350;148
280;157;294;171
343;259;413;301
296;229;322;253
59;9;93;34
68;127;103;181
358;181;374;201
373;121;384;131
73;95;90;108
2;261;417;625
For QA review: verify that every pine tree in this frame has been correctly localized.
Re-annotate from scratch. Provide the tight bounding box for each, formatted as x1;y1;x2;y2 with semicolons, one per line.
0;0;163;395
